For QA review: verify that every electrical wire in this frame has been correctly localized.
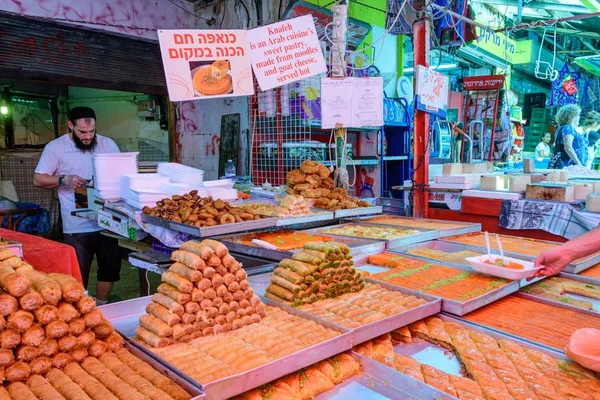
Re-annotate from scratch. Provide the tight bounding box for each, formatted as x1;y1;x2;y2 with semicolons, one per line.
239;0;251;28
219;3;228;29
166;0;212;22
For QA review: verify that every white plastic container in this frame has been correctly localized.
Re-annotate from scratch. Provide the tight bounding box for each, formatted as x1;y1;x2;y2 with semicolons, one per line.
203;179;234;189
465;255;543;280
207;188;238;201
159;182;208;197
157;163;204;185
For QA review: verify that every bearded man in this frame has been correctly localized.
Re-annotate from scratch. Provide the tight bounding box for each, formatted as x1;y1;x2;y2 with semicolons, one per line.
34;106;121;305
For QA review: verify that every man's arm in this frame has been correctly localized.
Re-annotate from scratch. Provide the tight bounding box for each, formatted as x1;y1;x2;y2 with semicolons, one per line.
533;226;600;277
33;173;60;189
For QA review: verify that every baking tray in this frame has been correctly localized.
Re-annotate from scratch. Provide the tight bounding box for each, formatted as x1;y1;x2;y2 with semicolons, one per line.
332;206;383;219
343;215;481;238
247;272;442;346
354;252;520;316
121;336;205;399
302;223;437;249
316;352;457;400
438;233;600;274
101;295;353;400
517;273;600;317
0;238;23;258
275;210;335;226
218;231;387;262
141;213;277;237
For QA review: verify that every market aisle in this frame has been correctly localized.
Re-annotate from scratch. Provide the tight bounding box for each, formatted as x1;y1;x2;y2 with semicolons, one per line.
463;295;600;350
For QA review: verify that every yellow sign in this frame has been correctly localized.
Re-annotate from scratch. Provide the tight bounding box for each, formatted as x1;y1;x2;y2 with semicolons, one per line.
469;27;532;65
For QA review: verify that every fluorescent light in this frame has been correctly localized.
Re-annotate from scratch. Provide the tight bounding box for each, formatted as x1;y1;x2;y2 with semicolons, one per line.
403;63;457;73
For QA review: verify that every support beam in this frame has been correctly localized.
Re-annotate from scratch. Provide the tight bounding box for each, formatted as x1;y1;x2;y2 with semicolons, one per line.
412;13;430;219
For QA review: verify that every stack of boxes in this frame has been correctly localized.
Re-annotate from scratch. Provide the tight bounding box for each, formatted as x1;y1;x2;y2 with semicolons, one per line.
524;108;552;153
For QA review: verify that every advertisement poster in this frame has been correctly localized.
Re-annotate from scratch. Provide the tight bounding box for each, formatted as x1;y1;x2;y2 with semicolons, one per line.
414;65;450;118
248;15;327;91
157;29;254;101
321;77;383;129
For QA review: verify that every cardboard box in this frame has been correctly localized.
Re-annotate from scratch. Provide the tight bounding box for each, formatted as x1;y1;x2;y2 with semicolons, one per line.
97;209;147;241
480;176;507;191
443;163;462;175
526;183;575;202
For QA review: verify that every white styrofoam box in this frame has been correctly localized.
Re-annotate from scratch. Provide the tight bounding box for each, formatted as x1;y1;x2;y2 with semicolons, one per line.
462;189;523;200
587;193;600;212
125;198;162;210
573;182;594;200
442;163;462;175
158;163;204;185
480;176;507;191
429;164;444;180
120;174;170;194
95;189;121;202
207;188;238;201
508;175;531;192
159;182;208;197
434;174;481;185
429;182;478;190
203;179;234;189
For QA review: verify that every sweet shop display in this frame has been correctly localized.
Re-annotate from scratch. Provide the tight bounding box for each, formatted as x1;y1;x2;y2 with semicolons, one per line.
463;295;600;350
407;248;484;266
299;282;428;328
522;276;600;311
359;216;467;230
265;242;365;306
149;305;340;384
286;161;371;210
241;195;312;218
142;192;262;227
322;225;421;240
0;250;193;398
232;352;361;400
355;316;600;400
234;230;333;251
367;253;510;301
136;240;265;347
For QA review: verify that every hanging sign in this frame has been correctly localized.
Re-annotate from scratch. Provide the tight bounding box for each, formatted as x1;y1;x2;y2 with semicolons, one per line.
157;29;254;101
463;75;505;91
247;15;327;91
414;66;449;118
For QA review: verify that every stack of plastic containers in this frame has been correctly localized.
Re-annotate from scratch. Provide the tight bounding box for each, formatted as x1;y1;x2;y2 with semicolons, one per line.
120;174;171;209
92;152;138;201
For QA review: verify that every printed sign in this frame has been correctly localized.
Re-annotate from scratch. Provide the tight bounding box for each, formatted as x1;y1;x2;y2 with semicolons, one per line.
157;30;254;101
414;65;449;118
321;77;383;129
463;75;505;91
248;15;327;91
468;27;532;65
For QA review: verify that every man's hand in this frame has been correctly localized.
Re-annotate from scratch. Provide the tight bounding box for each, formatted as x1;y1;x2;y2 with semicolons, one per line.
63;175;88;189
528;247;575;280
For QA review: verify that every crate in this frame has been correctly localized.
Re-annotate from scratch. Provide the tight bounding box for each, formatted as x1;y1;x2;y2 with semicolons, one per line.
151;238;179;255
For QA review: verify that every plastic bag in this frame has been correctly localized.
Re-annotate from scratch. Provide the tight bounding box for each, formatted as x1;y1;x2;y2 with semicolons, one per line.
565;328;600;372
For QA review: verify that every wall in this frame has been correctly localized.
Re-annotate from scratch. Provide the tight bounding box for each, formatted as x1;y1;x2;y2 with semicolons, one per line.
0;0;196;40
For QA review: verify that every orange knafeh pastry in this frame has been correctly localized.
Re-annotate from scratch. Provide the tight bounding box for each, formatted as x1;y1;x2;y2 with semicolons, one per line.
238;230;333;251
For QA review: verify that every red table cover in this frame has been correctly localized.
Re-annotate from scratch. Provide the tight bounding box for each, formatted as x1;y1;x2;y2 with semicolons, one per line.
0;228;82;282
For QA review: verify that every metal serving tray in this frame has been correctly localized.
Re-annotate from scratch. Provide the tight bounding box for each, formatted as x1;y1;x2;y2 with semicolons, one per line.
343;215;481;238
0;238;23;258
101;295;353;400
247;272;442;346
121;336;205;399
217;231;387;262
352;313;572;399
275;210;335;226
141;214;277;237
518;273;600;317
438;233;600;274
354;252;520;316
302;223;437;249
316;353;457;400
332;206;383;219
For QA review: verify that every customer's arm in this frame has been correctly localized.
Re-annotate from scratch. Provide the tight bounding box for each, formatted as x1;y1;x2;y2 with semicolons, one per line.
563;135;582;166
533;226;600;277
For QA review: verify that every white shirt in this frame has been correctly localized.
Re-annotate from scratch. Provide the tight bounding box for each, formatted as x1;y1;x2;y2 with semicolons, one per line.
535;142;550;161
35;134;120;234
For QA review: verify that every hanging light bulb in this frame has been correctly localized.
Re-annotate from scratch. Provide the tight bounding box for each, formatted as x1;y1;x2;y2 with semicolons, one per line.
0;88;10;115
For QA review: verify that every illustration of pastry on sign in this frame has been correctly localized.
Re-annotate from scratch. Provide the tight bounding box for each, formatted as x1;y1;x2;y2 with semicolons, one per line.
192;60;233;96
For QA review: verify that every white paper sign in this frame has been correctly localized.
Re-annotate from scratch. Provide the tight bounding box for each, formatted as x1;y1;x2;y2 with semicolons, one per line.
414;65;449;117
248;15;327;91
321;77;384;129
157;29;254;101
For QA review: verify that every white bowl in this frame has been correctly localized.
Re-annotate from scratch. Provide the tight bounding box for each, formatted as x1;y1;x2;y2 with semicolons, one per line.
465;255;543;280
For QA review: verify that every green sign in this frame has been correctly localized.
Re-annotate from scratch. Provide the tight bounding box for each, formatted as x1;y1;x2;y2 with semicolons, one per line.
469;27;532;65
446;108;459;123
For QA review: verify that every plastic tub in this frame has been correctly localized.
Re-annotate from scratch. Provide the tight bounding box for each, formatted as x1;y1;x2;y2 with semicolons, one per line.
207;188;237;201
157;163;204;185
465;255;542;280
159;182;207;197
203;179;234;189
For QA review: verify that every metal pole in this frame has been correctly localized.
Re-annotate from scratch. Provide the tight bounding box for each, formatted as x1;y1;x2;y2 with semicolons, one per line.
517;0;523;26
412;3;430;219
331;2;349;189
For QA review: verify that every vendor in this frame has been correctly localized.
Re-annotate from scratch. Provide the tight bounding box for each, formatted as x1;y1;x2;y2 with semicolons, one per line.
533;226;600;277
548;104;588;169
33;107;121;306
581;111;600;168
534;132;552;161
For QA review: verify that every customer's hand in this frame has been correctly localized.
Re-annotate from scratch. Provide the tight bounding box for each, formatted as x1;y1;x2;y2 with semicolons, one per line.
527;247;574;280
63;175;88;189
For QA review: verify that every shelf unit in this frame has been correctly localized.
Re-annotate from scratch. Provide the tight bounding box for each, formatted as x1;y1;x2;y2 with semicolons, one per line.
380;98;412;198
